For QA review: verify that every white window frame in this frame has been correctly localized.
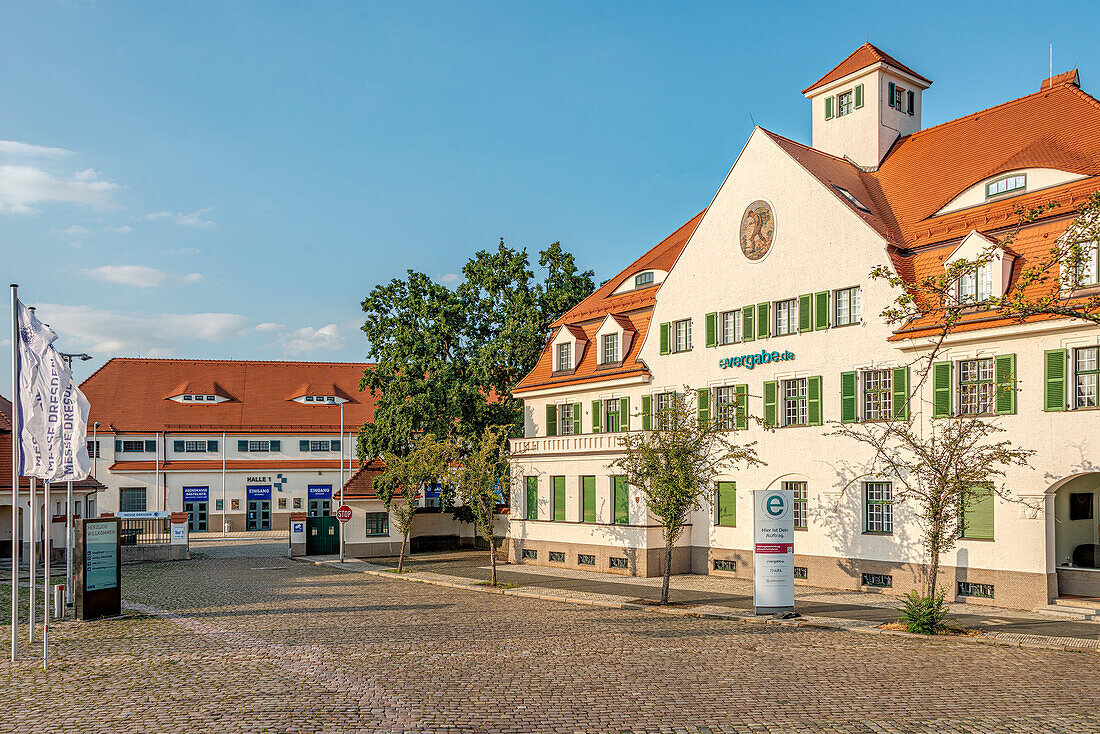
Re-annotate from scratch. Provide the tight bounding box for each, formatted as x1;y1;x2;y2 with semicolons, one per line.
865;481;893;533
672;319;692;353
782;378;808;427
834;286;861;327
248;440;271;452
555;342;572;372
601;333;620;365
836;90;853;117
775;298;799;336
891;85;905;110
986;174;1026;199
1074;346;1099;409
719;309;741;345
862;369;893;421
958;358;995;416
635;271;654;288
558;403;575;436
654;391;675;431
955;261;993;305
714;385;738;431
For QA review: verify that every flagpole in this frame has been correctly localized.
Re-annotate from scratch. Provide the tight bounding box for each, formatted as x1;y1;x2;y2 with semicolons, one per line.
28;476;34;642
43;480;49;668
9;284;19;661
66;479;72;606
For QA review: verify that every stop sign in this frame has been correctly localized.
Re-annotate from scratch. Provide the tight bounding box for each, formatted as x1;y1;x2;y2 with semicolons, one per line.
336;505;352;523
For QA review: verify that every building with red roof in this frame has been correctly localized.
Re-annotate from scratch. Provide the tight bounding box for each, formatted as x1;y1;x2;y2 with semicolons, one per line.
508;44;1100;610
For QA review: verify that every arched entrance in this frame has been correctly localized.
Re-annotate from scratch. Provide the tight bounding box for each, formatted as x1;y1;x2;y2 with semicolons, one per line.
1049;472;1100;599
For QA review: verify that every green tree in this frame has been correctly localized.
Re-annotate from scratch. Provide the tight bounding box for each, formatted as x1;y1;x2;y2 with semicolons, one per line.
374;433;455;572
610;392;763;605
450;426;510;587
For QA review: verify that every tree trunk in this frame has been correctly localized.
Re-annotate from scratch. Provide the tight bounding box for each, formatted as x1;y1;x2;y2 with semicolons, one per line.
489;534;497;587
660;544;672;605
398;530;408;573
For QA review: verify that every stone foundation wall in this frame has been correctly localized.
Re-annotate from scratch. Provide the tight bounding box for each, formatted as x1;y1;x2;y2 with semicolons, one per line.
508;537;691;577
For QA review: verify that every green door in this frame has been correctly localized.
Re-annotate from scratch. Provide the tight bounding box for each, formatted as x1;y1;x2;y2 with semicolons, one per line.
552;476;566;521
306;516;340;555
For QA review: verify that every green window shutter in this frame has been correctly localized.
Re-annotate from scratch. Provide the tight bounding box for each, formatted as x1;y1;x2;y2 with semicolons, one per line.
208;439;218;452
572;402;582;435
756;302;770;339
798;294;813;333
145;439;157;452
552;476;566;522
613;476;629;525
299;439;310;452
526;477;538;520
854;83;864;108
907;90;915;115
814;291;830;330
115;440;122;453
840;371;858;423
546;404;558;437
641;395;652;430
892;366;910;420
174;440;184;452
961;485;994;539
807;376;823;426
716;481;736;526
591;400;602;433
741;305;755;342
270;440;280;452
659;322;670;355
888;81;896;106
932;361;953;418
582;476;596;523
238;439;249;452
620;397;630;431
696;388;710;427
330;439;341;453
994;354;1017;415
705;312;717;348
1044;349;1067;412
763;381;777;427
735;384;748;430
825;96;833;120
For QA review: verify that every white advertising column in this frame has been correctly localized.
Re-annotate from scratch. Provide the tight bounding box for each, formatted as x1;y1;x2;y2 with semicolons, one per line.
753;488;795;614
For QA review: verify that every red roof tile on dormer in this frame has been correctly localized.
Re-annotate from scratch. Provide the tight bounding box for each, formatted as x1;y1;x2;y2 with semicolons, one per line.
803;42;932;95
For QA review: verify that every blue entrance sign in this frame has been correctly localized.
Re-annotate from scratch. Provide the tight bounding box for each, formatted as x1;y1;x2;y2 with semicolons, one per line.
246;485;271;500
182;486;209;503
308;484;332;500
719;349;795;370
424;483;441;499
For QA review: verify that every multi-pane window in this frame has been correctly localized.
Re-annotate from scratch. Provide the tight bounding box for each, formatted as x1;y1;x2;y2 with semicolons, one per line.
986;174;1026;198
785;481;807;530
556;342;572;372
604;398;621;432
184;440;210;452
774;298;799;336
558;403;575;436
1064;240;1100;289
248;440;271;452
635;271;654;288
120;440;148;453
1076;347;1099;408
782;378;808;427
672;319;692;352
714;386;738;430
309;440;333;452
601;333;620;364
955;262;993;305
654;391;675;431
864;481;893;533
863;369;893;421
837;91;853;116
719;309;741;345
120;487;146;513
958;358;995;416
890;85;905;110
835;287;861;326
364;512;389;536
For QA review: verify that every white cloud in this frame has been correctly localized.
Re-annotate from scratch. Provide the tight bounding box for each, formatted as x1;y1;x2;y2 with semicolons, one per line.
32;303;250;356
50;224;88;235
103;224;132;233
255;322;285;332
279;323;346;356
0;140;71;158
438;272;461;285
0;165;120;214
165;247;201;255
145;206;215;228
83;265;203;288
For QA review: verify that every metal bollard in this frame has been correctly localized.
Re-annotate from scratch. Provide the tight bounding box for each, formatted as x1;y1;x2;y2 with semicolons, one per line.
53;584;64;620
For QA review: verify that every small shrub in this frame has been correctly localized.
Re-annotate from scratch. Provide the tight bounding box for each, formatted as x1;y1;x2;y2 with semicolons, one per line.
897;590;954;634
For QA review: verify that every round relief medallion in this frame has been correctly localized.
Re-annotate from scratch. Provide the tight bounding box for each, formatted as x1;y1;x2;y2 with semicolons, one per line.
739;200;775;261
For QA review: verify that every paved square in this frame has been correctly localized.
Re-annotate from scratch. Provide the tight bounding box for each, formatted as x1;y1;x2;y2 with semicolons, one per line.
3;544;1099;733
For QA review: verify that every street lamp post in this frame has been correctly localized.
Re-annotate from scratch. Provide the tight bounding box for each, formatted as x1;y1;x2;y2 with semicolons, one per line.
339;401;344;564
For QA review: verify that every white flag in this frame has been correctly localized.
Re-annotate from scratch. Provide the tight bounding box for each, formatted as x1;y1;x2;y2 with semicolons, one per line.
15;300;91;481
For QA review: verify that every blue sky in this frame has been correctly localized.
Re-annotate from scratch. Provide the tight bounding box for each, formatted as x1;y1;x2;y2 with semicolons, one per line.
1;0;1097;389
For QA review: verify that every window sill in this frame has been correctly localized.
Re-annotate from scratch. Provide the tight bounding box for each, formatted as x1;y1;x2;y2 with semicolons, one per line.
551;368;576;377
959;536;994;542
595;361;624;371
861;531;893;537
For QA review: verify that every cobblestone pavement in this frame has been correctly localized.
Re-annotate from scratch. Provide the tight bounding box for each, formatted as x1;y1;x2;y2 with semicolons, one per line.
2;544;1099;733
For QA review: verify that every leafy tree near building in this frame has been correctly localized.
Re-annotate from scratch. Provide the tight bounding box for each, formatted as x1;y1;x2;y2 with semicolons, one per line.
449;425;511;587
374;433;455;573
611;392;763;605
358;240;593;459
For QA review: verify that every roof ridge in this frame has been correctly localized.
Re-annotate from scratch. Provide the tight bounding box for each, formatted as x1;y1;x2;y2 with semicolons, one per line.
94;357;375;366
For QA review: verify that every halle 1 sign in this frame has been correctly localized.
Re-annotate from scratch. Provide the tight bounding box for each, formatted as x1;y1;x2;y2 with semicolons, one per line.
336;505;353;523
752;488;795;614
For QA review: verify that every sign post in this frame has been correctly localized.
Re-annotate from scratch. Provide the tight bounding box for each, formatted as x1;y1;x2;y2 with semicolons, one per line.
752;488;795;615
74;517;121;621
335;505;351;563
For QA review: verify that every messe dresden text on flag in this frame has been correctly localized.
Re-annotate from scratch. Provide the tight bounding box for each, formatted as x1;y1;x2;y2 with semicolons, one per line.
15;299;92;482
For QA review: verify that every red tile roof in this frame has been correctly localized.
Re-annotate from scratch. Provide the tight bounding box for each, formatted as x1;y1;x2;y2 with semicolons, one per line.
341;459;387;499
803;43;932;95
82;358;376;433
513;211;704;394
1041;69;1080;91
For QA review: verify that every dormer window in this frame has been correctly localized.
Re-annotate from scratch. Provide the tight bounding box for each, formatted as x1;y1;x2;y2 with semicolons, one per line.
986;174;1026;199
556;342;572;372
1062;239;1100;290
601;333;620;365
304;395;336;403
171;393;226;404
635;271;654;288
955;262;994;305
836;91;853;117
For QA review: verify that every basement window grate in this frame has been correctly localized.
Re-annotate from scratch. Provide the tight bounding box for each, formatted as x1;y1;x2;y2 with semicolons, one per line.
548;551;565;563
861;572;892;588
713;559;736;572
794;566;808;580
521;549;537;560
957;581;994;599
609;557;628;569
577;554;595;566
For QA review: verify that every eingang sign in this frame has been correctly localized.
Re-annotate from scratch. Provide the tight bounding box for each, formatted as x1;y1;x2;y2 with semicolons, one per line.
719;349;794;370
